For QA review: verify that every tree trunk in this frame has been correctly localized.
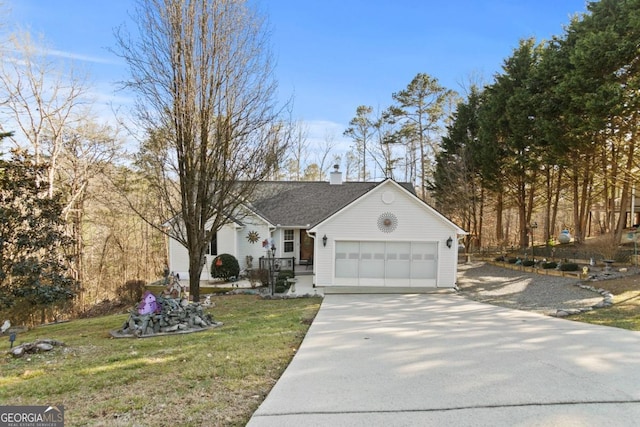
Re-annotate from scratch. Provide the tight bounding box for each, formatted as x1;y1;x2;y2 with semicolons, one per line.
543;166;552;244
72;204;84;306
614;129;635;242
550;166;564;243
477;186;485;249
518;176;527;248
188;246;205;302
571;152;594;244
496;191;504;244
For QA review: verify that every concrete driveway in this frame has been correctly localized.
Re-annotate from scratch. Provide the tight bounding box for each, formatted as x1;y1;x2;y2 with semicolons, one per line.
248;293;640;426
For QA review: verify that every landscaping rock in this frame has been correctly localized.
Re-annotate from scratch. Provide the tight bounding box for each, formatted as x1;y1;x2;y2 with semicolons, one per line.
112;295;222;338
8;339;65;358
36;343;53;352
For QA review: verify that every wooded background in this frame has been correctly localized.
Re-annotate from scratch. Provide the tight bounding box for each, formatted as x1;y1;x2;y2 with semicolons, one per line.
1;0;638;322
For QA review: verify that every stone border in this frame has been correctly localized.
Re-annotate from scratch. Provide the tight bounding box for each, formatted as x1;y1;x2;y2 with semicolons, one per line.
552;285;614;317
109;321;223;339
489;260;587;279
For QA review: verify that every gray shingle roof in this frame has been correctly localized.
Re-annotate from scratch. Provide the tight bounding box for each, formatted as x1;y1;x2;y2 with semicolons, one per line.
248;181;394;227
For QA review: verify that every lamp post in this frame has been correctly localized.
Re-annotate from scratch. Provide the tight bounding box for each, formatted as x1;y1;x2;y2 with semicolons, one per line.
270;244;276;295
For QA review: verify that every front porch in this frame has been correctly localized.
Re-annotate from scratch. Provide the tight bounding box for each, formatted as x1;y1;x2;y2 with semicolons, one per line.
257;256;313;276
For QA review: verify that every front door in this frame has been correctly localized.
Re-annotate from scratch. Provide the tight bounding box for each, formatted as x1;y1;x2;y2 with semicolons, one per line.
300;231;314;263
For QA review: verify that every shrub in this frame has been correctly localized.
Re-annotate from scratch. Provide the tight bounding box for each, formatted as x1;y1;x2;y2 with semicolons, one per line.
522;260;535;267
211;254;240;281
274;270;294;293
559;262;579;271
542;261;557;269
116;280;146;305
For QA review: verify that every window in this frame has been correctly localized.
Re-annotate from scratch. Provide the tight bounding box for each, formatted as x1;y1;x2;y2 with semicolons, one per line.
208;232;218;256
284;229;294;253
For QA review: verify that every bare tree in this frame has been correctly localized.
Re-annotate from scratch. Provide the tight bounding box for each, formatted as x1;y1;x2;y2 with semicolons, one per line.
315;131;337;181
56;118;122;301
114;0;288;301
286;120;310;180
371;109;401;180
344;105;374;181
344;150;358;181
0;30;89;198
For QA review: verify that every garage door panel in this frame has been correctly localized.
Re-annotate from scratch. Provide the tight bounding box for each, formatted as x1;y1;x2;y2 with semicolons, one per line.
335;241;359;279
335;241;438;287
411;242;437;280
360;242;385;279
386;242;411;279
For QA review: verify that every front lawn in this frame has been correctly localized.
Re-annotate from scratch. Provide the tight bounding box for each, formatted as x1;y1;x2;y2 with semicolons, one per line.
570;275;640;330
0;295;321;426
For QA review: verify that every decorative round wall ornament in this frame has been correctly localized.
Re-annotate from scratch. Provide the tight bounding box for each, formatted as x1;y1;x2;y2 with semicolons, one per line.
246;230;260;243
377;212;398;233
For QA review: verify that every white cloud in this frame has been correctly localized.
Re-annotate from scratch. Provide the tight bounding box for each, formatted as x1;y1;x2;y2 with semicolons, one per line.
45;48;120;65
304;119;351;152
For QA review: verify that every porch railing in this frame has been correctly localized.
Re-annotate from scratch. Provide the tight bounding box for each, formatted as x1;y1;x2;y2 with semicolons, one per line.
258;256;296;274
258;256;297;295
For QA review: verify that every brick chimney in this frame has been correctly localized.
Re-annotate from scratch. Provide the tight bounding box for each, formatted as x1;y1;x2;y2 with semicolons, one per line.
329;164;342;185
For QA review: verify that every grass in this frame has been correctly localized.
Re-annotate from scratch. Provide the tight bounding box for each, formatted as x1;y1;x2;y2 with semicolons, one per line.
2;274;639;426
569;275;640;330
0;294;322;426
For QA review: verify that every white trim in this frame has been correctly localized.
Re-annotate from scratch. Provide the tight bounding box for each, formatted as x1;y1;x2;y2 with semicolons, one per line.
309;179;466;235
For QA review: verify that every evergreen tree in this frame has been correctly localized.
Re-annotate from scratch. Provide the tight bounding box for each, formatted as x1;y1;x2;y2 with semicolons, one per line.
0;148;76;318
432;86;484;250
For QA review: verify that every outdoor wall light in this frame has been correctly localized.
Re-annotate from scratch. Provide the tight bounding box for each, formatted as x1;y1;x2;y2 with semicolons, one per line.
446;236;453;249
322;234;328;247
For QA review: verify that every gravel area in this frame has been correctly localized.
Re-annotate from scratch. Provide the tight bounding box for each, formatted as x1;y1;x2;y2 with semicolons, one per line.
456;262;604;315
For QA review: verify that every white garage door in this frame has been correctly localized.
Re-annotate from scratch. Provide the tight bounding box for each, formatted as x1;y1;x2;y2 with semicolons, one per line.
334;241;438;287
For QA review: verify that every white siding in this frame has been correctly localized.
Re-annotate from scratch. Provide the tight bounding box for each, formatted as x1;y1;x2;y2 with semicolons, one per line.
168;238;190;280
169;222;237;282
202;225;236;279
268;228;302;272
168;212;273;283
313;181;460;289
235;220;271;271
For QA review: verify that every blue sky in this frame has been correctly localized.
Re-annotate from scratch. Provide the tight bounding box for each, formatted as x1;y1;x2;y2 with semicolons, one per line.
8;0;588;151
